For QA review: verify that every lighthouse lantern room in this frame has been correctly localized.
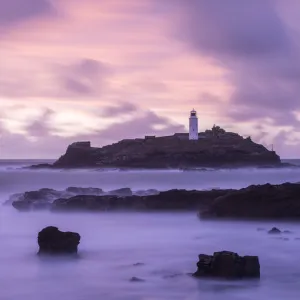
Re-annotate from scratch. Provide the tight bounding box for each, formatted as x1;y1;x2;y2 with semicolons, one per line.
189;109;198;140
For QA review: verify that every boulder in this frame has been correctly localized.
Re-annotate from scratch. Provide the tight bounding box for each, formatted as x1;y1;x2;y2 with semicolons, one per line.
193;251;260;279
37;226;80;255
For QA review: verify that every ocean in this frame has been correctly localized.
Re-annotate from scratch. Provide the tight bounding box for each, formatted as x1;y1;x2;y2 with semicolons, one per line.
1;159;300;300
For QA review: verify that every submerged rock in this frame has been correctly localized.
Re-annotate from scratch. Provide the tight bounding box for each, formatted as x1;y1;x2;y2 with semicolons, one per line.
37;226;80;255
193;251;260;279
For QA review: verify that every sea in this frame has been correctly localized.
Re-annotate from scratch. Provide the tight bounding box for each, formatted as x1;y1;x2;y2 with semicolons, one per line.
1;159;300;300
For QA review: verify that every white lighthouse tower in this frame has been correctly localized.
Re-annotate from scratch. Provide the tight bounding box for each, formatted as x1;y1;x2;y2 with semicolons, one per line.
189;109;198;140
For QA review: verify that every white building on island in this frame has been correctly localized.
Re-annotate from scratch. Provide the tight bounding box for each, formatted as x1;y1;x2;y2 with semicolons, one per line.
189;109;198;140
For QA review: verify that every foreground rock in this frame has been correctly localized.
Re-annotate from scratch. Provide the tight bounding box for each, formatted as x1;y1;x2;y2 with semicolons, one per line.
29;128;281;169
200;182;300;219
193;251;260;279
38;226;80;255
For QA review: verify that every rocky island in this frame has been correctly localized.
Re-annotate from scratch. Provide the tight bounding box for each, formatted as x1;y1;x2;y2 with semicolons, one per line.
30;126;281;169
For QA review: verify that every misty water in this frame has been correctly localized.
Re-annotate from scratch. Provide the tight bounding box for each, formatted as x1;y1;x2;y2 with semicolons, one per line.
1;160;300;299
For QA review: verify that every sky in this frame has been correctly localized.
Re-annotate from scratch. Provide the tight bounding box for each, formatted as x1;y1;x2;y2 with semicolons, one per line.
1;0;300;158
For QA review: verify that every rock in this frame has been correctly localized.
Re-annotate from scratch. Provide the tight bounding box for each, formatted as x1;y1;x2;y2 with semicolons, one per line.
200;182;300;219
283;230;292;234
10;187;104;211
193;251;260;279
12;182;300;219
129;277;145;282
268;227;281;234
51;189;228;212
37;226;80;255
66;187;104;195
109;188;132;197
27;163;53;169
12;200;32;211
4;193;24;205
10;188;68;211
29;129;282;169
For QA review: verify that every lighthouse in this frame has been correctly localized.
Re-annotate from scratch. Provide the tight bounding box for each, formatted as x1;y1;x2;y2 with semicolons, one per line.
189;109;198;140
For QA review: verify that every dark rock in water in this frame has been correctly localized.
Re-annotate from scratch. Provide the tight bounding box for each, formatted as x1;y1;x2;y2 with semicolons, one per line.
4;192;24;205
283;230;292;234
193;251;260;279
11;182;300;220
199;182;300;219
12;200;32;211
268;227;281;234
51;189;227;211
27;163;53;169
66;187;104;195
38;226;80;255
129;277;145;282
10;188;67;211
109;188;132;197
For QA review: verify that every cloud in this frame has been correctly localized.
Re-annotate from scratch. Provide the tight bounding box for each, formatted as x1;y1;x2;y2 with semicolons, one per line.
58;59;112;96
0;58;112;99
0;0;55;26
25;108;54;137
174;0;300;130
100;102;137;118
97;110;185;140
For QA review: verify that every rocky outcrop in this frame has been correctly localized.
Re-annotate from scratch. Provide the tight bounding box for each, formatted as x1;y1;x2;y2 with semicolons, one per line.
108;188;132;197
65;187;104;195
10;183;300;219
29;129;281;169
51;189;227;212
10;188;63;210
9;187;149;211
37;226;80;255
193;251;260;279
200;182;300;219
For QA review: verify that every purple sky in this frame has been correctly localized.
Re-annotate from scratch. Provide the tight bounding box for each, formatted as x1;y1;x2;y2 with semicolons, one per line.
0;0;300;158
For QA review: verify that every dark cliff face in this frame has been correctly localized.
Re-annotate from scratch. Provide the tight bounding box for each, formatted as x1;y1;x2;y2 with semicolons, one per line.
52;133;280;169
